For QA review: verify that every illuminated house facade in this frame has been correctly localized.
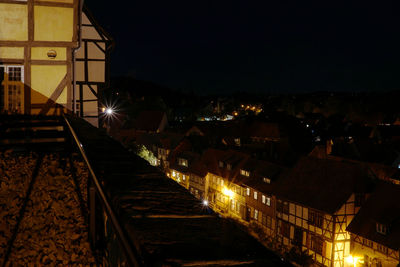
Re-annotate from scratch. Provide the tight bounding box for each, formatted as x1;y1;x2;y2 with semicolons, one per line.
274;157;373;267
160;144;400;267
73;7;113;126
241;158;285;238
0;0;111;126
347;182;400;267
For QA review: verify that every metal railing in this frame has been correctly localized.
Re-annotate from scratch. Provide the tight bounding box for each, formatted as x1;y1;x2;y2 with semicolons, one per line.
63;115;142;267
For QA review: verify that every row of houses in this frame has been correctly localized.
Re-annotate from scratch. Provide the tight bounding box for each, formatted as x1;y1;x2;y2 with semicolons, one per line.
135;124;400;267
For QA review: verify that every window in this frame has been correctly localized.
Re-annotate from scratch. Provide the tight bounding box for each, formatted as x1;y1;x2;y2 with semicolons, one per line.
262;195;266;204
172;171;176;177
376;223;387;235
362;238;373;248
178;158;188;167
240;169;250;177
182;175;186;181
253;191;258;200
280;221;290;238
282;201;289;214
254;209;258;220
263;177;271;184
266;196;271;206
309;210;323;228
0;65;24;112
227;164;232;170
262;215;272;228
246;188;250;196
311;235;323;254
219;161;224;168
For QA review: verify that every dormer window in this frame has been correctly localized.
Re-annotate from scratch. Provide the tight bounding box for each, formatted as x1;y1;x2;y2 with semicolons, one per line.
240;169;250;177
178;158;188;167
219;161;224;168
263;177;271;184
376;223;387;235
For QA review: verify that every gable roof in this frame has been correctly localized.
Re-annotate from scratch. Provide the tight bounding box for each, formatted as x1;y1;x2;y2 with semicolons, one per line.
347;182;400;250
274;156;374;214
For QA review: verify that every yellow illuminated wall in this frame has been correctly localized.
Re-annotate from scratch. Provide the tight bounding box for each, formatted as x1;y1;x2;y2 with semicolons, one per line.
0;47;24;59
0;3;28;41
34;6;74;42
31;65;67;104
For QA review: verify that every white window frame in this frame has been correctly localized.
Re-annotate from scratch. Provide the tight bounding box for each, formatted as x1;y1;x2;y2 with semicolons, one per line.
246;187;250;196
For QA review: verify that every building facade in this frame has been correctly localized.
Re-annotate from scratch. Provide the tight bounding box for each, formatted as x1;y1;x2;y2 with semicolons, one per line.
0;0;111;127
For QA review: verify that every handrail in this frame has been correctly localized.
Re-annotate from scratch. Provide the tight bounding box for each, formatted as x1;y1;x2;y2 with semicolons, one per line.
63;115;142;267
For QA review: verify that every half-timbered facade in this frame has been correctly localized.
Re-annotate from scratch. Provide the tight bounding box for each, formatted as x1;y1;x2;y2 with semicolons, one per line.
0;0;80;115
274;157;373;267
0;0;111;126
73;7;113;127
347;182;400;267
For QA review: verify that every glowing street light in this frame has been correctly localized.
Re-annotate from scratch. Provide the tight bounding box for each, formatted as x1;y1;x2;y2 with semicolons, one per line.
105;107;113;115
222;187;234;198
203;200;209;206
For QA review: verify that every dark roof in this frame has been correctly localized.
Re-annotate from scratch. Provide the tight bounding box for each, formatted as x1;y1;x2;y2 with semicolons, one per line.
347;182;400;250
242;159;285;195
274;156;374;214
135;110;166;132
202;148;249;185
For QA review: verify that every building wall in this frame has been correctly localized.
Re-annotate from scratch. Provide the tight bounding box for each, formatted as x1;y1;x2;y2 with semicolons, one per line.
74;9;112;127
0;0;78;115
350;234;399;267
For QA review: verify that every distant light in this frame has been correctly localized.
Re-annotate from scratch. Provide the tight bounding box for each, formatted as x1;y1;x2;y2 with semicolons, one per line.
203;200;208;206
306;124;310;128
106;108;113;115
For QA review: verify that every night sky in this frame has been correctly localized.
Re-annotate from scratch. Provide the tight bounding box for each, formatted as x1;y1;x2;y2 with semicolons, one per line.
85;1;399;94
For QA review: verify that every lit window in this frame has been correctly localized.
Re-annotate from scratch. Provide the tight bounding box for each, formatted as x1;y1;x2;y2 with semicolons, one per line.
376;223;387;235
178;158;188;167
172;171;176;177
253;191;258;200
240;169;250;177
219;161;224;168
227;164;232;170
182;175;186;181
263;177;271;184
266;197;271;206
254;209;258;220
221;179;224;186
246;188;250;196
262;195;266;204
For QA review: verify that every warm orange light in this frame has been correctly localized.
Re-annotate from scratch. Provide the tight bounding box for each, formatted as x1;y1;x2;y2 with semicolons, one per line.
222;187;234;198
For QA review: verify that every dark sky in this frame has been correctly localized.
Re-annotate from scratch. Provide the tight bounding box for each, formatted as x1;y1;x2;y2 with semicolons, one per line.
85;1;400;94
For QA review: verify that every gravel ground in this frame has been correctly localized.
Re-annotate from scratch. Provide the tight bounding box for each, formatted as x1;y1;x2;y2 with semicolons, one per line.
0;151;95;266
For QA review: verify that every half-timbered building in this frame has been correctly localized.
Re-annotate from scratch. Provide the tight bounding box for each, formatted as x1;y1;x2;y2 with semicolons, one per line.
73;6;113;126
274;157;374;267
0;0;112;127
347;182;400;267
